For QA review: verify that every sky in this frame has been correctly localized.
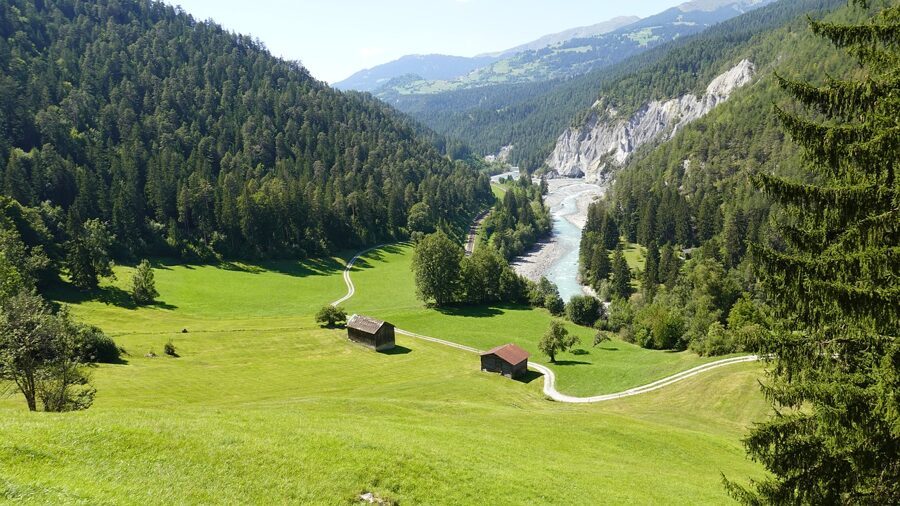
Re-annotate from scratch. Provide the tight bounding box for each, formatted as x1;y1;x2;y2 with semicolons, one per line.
164;0;688;84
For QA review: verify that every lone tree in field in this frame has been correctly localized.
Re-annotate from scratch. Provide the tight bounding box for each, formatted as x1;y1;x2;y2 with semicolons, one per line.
726;2;900;503
411;231;463;306
315;305;347;328
0;292;95;412
131;259;159;305
538;320;580;363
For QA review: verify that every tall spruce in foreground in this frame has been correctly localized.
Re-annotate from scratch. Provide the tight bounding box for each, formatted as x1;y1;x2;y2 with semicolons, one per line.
727;1;899;503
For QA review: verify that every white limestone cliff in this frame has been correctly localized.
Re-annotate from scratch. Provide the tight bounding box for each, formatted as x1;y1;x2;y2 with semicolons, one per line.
547;59;755;182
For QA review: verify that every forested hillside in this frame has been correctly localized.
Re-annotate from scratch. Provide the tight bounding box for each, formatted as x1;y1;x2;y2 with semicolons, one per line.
578;0;871;357
395;0;844;170
0;0;492;265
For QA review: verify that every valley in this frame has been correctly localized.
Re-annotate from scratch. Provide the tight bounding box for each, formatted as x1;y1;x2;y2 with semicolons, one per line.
1;0;897;503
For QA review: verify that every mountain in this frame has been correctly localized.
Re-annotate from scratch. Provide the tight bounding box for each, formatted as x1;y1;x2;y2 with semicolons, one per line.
333;54;500;92
0;0;493;261
333;14;638;92
548;60;756;179
387;0;841;171
482;16;640;58
376;0;776;97
575;0;857;255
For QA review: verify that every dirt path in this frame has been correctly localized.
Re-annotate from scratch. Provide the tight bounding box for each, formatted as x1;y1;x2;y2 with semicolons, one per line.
334;246;759;403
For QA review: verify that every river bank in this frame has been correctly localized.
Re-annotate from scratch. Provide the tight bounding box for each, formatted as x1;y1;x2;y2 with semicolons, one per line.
511;178;605;301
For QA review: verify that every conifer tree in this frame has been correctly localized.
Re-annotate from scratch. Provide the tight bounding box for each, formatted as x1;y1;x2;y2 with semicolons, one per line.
643;241;660;300
727;2;900;503
131;259;159;305
610;246;632;300
659;242;681;288
590;245;612;290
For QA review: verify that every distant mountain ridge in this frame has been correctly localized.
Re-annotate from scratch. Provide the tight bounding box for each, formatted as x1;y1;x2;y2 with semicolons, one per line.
480;16;641;59
371;0;776;97
333;54;499;92
333;14;639;92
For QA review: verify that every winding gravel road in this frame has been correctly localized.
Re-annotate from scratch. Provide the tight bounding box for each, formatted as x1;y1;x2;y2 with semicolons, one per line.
332;246;759;403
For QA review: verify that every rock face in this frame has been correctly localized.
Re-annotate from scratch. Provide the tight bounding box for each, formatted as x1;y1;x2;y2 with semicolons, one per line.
547;59;755;181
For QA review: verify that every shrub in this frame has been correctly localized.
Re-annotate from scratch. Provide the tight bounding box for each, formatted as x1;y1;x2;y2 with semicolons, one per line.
544;294;564;316
164;340;177;357
593;330;611;347
315;305;347;327
74;324;120;363
634;302;686;350
566;295;602;327
605;298;634;332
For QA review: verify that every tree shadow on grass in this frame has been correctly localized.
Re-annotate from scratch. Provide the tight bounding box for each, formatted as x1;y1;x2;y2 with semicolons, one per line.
595;346;620;351
553;360;592;366
571;349;590;356
49;283;177;311
515;370;543;385
435;305;503;318
218;257;344;278
347;243;406;272
50;284;137;309
380;345;412;355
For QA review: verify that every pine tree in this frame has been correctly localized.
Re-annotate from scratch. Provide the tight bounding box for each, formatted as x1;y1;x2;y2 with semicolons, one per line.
643;241;660;300
722;208;747;268
727;2;900;503
659;242;681;288
590;245;612;291
131;259;159;305
610;246;632;300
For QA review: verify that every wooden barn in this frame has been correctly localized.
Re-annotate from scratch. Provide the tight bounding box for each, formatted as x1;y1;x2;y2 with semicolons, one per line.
346;314;395;352
480;344;529;379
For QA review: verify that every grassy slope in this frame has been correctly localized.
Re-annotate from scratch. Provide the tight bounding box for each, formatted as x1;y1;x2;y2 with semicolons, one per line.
0;249;768;504
343;244;739;396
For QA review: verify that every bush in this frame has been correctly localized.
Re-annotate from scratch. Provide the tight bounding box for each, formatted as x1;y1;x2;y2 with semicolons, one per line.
315;305;347;327
164;339;177;357
634;302;686;350
605;298;634;332
597;279;612;302
566;295;602;327
593;330;611;347
544;294;564;316
690;321;740;356
74;324;120;363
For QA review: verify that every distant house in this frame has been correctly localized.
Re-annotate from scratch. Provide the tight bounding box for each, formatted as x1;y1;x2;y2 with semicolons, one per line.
346;314;395;352
480;344;529;379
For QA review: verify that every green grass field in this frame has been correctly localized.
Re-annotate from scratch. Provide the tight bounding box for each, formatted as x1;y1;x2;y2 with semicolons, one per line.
0;245;768;504
343;244;733;396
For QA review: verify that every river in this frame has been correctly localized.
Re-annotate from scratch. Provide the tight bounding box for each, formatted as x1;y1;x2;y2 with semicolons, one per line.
511;179;606;301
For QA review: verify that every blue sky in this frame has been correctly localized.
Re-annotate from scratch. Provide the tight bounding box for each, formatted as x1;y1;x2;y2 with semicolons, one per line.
165;0;687;84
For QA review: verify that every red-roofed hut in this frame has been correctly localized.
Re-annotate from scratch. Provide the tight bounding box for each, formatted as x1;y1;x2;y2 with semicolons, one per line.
480;344;529;379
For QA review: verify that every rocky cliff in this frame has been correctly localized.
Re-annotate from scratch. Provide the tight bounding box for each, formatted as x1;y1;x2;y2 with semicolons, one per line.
547;59;755;181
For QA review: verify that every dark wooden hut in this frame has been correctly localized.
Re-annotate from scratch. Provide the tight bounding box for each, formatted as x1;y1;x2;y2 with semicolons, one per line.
480;344;529;379
346;314;395;351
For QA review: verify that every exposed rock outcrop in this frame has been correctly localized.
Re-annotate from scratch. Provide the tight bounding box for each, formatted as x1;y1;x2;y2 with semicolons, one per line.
547;59;755;181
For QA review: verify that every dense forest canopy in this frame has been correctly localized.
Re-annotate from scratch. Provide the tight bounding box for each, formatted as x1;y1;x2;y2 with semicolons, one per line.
0;0;492;264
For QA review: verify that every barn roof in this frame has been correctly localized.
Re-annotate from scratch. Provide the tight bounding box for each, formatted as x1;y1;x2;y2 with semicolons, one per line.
347;314;390;334
481;343;530;365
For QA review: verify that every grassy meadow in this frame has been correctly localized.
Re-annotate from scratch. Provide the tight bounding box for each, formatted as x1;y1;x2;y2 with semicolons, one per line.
343;244;731;396
0;244;768;504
